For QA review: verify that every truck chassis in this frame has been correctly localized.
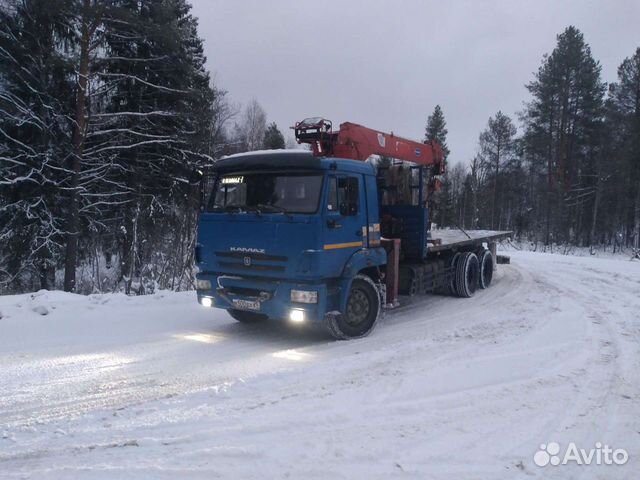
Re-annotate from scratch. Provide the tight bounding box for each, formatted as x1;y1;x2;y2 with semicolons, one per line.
195;118;512;339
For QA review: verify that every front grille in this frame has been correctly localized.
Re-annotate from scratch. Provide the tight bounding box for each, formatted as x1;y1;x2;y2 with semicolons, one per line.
215;251;287;262
224;286;273;297
214;250;288;274
219;261;285;272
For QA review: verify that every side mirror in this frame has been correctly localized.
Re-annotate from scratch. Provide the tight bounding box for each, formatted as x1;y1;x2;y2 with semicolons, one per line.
194;169;216;212
189;168;203;185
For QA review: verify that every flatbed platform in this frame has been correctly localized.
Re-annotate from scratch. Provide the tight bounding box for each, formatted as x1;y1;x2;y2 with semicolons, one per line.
427;229;512;253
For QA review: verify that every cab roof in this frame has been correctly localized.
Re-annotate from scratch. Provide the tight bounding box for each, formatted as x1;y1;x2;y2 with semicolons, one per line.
214;150;375;175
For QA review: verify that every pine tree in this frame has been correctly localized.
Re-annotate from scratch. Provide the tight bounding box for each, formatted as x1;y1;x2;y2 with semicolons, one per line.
263;122;285;149
97;0;214;293
1;0;216;294
424;105;450;227
477;111;517;229
0;0;74;291
424;105;450;159
607;48;640;252
523;26;605;245
63;0;108;292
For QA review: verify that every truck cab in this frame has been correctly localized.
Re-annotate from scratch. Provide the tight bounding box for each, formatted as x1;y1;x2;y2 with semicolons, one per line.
195;150;387;338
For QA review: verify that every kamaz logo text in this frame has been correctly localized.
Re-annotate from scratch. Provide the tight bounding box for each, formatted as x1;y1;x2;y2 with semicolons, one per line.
230;247;265;254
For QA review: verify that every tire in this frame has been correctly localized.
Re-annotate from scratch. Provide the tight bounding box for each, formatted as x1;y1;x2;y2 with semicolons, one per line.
454;252;479;298
478;249;493;289
228;309;267;323
325;274;381;340
448;252;462;296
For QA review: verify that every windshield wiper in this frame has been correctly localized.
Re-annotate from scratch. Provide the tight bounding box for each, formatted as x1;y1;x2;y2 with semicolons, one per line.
211;203;288;214
256;203;288;214
212;204;243;212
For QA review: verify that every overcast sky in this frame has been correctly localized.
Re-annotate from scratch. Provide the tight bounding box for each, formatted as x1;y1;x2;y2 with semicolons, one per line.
189;0;640;165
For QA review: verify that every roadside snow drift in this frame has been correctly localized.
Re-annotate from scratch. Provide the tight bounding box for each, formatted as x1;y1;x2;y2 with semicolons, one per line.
1;251;639;479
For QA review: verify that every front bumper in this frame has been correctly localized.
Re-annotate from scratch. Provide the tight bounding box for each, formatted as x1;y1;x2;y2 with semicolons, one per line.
196;274;332;323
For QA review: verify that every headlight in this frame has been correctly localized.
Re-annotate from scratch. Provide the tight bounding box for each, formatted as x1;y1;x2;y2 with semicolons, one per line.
291;289;318;304
201;297;213;308
197;279;212;290
289;309;305;323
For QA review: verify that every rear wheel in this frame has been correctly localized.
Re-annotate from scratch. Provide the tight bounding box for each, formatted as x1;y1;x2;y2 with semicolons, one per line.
326;275;380;340
228;309;267;323
478;249;493;289
447;252;462;296
454;252;479;298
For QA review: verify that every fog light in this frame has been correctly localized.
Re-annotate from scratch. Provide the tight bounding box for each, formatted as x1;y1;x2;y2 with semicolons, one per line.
201;297;213;308
291;289;318;304
289;309;305;323
197;279;212;290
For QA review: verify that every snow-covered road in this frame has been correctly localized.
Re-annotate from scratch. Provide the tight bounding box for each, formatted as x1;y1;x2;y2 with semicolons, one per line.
1;251;639;479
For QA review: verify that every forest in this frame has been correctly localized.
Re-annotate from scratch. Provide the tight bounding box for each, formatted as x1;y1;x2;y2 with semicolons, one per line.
429;28;640;256
0;0;283;294
1;1;639;295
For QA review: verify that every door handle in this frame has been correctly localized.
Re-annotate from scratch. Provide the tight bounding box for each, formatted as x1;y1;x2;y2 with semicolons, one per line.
327;219;342;229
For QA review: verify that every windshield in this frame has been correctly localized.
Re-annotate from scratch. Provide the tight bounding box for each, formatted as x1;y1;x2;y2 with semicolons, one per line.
208;173;323;214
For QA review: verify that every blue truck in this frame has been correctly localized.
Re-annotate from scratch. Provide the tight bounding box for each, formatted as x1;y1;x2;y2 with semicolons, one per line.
195;118;510;339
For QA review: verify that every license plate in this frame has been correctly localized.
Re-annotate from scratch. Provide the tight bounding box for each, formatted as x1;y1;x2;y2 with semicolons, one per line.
232;299;260;311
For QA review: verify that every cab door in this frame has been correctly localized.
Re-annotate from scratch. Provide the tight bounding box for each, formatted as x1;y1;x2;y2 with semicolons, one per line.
323;174;366;274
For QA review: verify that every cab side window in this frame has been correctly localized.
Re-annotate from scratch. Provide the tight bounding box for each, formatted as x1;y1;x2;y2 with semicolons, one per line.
338;176;359;216
327;177;338;212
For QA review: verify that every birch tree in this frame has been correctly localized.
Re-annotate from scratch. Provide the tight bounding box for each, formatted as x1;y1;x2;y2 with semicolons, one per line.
236;98;267;151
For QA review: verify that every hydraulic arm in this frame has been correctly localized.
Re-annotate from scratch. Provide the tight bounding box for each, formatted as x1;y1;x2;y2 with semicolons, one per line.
293;117;445;175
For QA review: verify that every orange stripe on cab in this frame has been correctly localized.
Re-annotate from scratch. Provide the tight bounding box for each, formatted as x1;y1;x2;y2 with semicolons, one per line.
323;241;363;250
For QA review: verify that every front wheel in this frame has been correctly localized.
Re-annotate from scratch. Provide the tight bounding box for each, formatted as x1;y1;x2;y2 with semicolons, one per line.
326;275;380;340
228;309;267;323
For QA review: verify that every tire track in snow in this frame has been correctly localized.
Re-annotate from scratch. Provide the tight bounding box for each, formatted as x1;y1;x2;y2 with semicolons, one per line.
1;253;639;479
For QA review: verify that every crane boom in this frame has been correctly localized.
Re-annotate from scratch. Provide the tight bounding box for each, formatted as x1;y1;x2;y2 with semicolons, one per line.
293;117;445;175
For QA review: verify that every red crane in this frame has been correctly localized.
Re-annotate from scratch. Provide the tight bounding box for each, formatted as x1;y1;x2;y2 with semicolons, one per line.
293;117;445;175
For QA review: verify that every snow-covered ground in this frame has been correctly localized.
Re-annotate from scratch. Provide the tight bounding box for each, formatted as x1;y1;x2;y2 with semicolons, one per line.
1;251;638;479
